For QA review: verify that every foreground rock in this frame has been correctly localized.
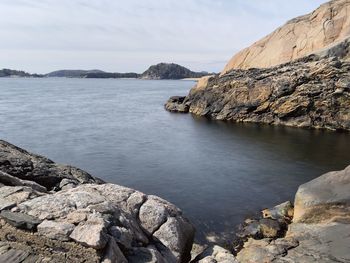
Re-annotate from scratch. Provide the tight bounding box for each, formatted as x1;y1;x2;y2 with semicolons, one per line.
222;0;350;73
0;140;195;262
236;165;350;263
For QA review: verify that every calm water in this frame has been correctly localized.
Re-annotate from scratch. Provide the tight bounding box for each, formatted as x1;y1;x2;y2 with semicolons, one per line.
1;78;349;242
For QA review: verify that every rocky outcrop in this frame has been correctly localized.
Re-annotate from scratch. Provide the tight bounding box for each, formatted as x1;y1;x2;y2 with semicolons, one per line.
166;54;350;131
222;0;350;74
236;165;350;263
141;63;209;80
0;140;195;262
0;140;103;190
166;0;350;131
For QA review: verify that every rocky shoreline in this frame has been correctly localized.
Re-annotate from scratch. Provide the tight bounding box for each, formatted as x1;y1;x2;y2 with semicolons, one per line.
0;140;349;262
165;54;350;131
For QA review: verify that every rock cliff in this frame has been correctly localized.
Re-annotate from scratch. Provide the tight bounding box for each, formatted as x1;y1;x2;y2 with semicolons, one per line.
222;0;350;74
166;54;350;130
166;0;350;131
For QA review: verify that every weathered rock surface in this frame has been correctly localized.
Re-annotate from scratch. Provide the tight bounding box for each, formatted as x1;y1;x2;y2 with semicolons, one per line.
237;165;350;262
0;140;195;262
166;1;350;131
166;55;350;131
222;0;350;73
293;165;350;223
0;140;102;190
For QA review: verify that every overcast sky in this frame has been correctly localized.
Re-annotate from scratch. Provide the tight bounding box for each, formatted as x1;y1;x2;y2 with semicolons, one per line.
0;0;328;74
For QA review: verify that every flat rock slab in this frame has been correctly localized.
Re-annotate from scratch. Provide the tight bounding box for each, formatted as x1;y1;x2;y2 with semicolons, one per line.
0;210;42;231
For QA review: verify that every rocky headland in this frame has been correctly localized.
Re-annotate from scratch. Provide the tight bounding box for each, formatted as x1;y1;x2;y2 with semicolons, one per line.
0;140;349;262
165;0;350;131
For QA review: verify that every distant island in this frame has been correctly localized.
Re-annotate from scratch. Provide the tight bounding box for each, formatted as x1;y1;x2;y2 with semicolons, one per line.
140;63;210;80
0;68;43;78
0;63;213;80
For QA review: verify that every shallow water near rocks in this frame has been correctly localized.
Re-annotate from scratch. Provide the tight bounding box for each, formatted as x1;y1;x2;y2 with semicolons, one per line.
1;78;350;242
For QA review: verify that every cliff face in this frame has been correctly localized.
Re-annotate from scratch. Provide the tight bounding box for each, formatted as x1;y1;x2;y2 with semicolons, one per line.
166;0;350;131
222;0;350;74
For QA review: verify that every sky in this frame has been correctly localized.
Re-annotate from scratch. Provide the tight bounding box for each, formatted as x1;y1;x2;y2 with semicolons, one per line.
0;0;328;74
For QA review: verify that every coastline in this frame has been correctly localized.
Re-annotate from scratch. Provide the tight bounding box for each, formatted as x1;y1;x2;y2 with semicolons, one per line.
0;140;349;262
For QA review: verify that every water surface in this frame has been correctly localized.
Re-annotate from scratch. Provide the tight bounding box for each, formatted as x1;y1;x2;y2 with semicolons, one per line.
1;78;349;242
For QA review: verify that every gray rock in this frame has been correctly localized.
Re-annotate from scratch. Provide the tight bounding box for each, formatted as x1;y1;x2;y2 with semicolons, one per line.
109;226;133;249
37;220;75;241
0;249;30;263
0;198;16;211
128;245;167;263
0;140;101;190
139;196;181;235
0;210;41;230
0;171;47;193
101;236;127;263
153;217;195;263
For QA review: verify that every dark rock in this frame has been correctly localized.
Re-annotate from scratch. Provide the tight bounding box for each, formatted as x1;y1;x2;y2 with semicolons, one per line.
0;140;102;190
0;211;42;231
258;218;282;238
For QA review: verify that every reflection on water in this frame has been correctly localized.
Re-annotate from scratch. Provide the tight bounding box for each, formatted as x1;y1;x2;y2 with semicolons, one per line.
0;78;349;242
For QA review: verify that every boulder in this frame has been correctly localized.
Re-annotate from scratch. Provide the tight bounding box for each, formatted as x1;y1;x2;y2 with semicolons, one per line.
293;165;350;223
153;217;195;262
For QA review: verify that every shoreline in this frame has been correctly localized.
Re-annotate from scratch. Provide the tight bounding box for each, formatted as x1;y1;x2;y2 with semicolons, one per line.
0;139;349;262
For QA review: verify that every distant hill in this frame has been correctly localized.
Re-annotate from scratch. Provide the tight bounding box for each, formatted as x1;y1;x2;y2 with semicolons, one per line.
85;72;140;79
45;70;105;78
0;68;42;78
141;63;210;80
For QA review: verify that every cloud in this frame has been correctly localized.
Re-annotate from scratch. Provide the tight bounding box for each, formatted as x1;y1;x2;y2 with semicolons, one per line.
0;0;328;73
